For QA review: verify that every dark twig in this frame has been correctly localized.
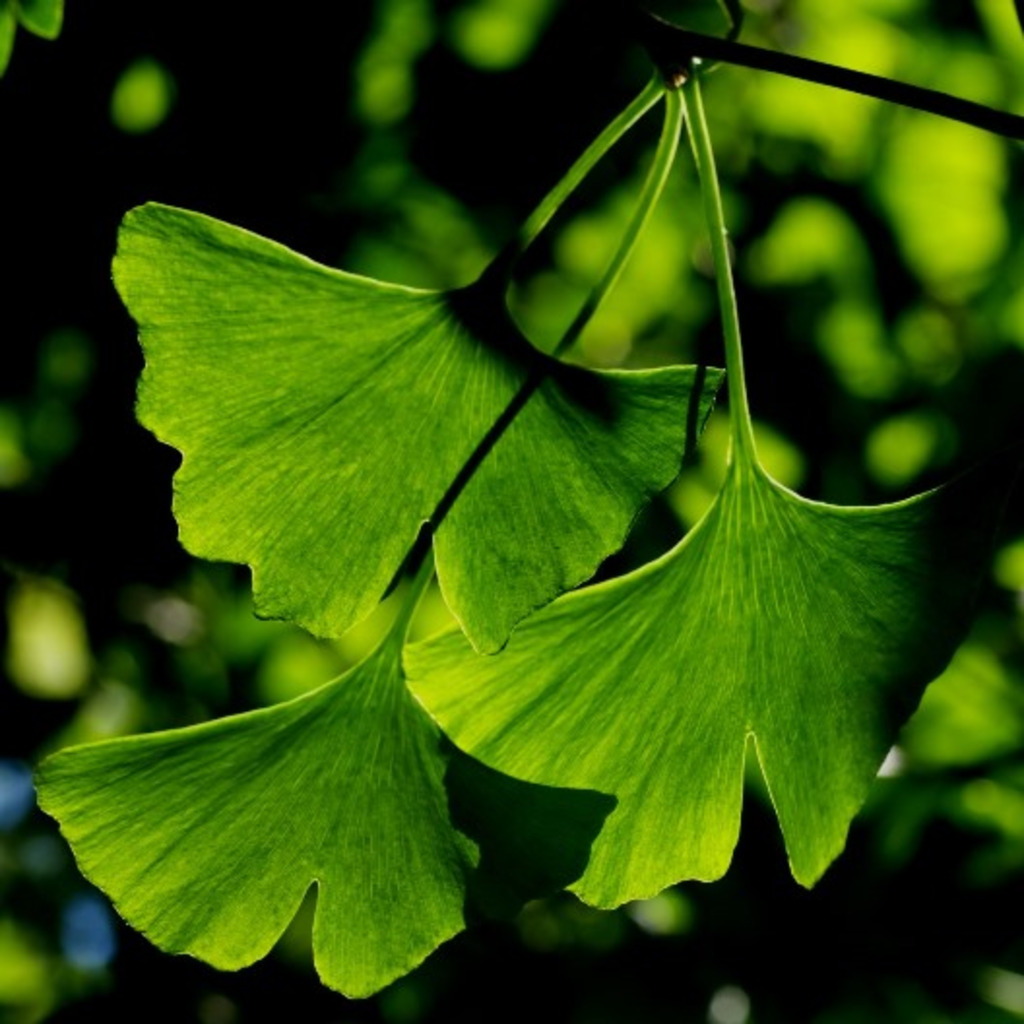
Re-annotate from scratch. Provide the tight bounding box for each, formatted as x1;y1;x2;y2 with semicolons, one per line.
635;9;1024;141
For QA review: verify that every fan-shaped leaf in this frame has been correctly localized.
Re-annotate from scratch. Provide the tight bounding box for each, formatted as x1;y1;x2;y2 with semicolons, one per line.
36;635;613;997
408;452;1019;906
115;203;722;653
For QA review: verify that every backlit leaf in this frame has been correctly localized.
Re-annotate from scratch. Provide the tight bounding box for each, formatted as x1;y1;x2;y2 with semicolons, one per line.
409;451;1018;906
36;631;613;997
115;203;721;653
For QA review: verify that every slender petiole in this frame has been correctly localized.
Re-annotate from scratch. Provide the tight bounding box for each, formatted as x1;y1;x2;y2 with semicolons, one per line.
554;80;685;358
429;79;686;537
386;548;436;650
494;73;665;272
681;62;757;465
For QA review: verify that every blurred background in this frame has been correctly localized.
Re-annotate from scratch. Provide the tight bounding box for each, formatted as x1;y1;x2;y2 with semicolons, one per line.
1;0;1024;1020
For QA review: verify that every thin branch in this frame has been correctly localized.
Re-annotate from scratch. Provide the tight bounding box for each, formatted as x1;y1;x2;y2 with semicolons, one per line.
635;9;1024;141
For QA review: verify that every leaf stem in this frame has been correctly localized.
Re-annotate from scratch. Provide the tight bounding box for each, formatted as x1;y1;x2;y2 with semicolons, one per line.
553;81;685;358
494;74;665;272
387;548;436;649
429;80;682;538
681;63;756;464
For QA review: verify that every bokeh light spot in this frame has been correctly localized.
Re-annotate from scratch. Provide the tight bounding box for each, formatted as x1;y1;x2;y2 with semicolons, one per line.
0;404;30;488
979;966;1024;1015
448;0;554;71
0;761;35;832
110;57;176;134
626;889;694;935
353;0;433;125
817;300;903;399
747;197;866;286
902;644;1024;767
876;115;1007;296
994;539;1024;593
0;920;51;1006
708;985;751;1024
60;893;117;970
864;410;953;488
37;328;94;396
5;579;91;699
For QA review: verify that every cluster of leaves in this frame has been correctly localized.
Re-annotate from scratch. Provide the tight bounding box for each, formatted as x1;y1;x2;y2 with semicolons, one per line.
28;3;1023;1005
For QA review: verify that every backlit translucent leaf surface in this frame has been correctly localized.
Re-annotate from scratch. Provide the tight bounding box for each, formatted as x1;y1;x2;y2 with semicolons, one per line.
409;453;1018;906
114;203;722;652
36;635;613;997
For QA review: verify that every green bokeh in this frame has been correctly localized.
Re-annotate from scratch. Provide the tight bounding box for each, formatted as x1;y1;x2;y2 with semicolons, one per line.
110;57;176;134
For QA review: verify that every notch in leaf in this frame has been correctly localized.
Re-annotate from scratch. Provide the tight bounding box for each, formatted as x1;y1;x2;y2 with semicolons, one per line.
36;78;707;1000
114;80;723;655
406;66;1021;906
409;448;1019;904
36;558;615;997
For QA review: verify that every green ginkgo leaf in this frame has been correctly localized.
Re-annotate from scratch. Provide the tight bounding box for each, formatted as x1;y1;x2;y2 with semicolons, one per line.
407;68;1021;907
408;452;1018;905
36;78;699;998
36;618;614;997
0;0;63;76
115;201;720;654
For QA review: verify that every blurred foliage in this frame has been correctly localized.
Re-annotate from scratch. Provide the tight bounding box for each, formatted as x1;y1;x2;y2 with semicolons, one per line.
0;0;1023;1020
109;57;175;135
0;0;63;77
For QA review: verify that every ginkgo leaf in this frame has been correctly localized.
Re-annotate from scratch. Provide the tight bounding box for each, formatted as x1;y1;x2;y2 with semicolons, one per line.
115;203;722;653
408;67;1021;908
408;452;1019;907
0;0;63;75
36;629;614;997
